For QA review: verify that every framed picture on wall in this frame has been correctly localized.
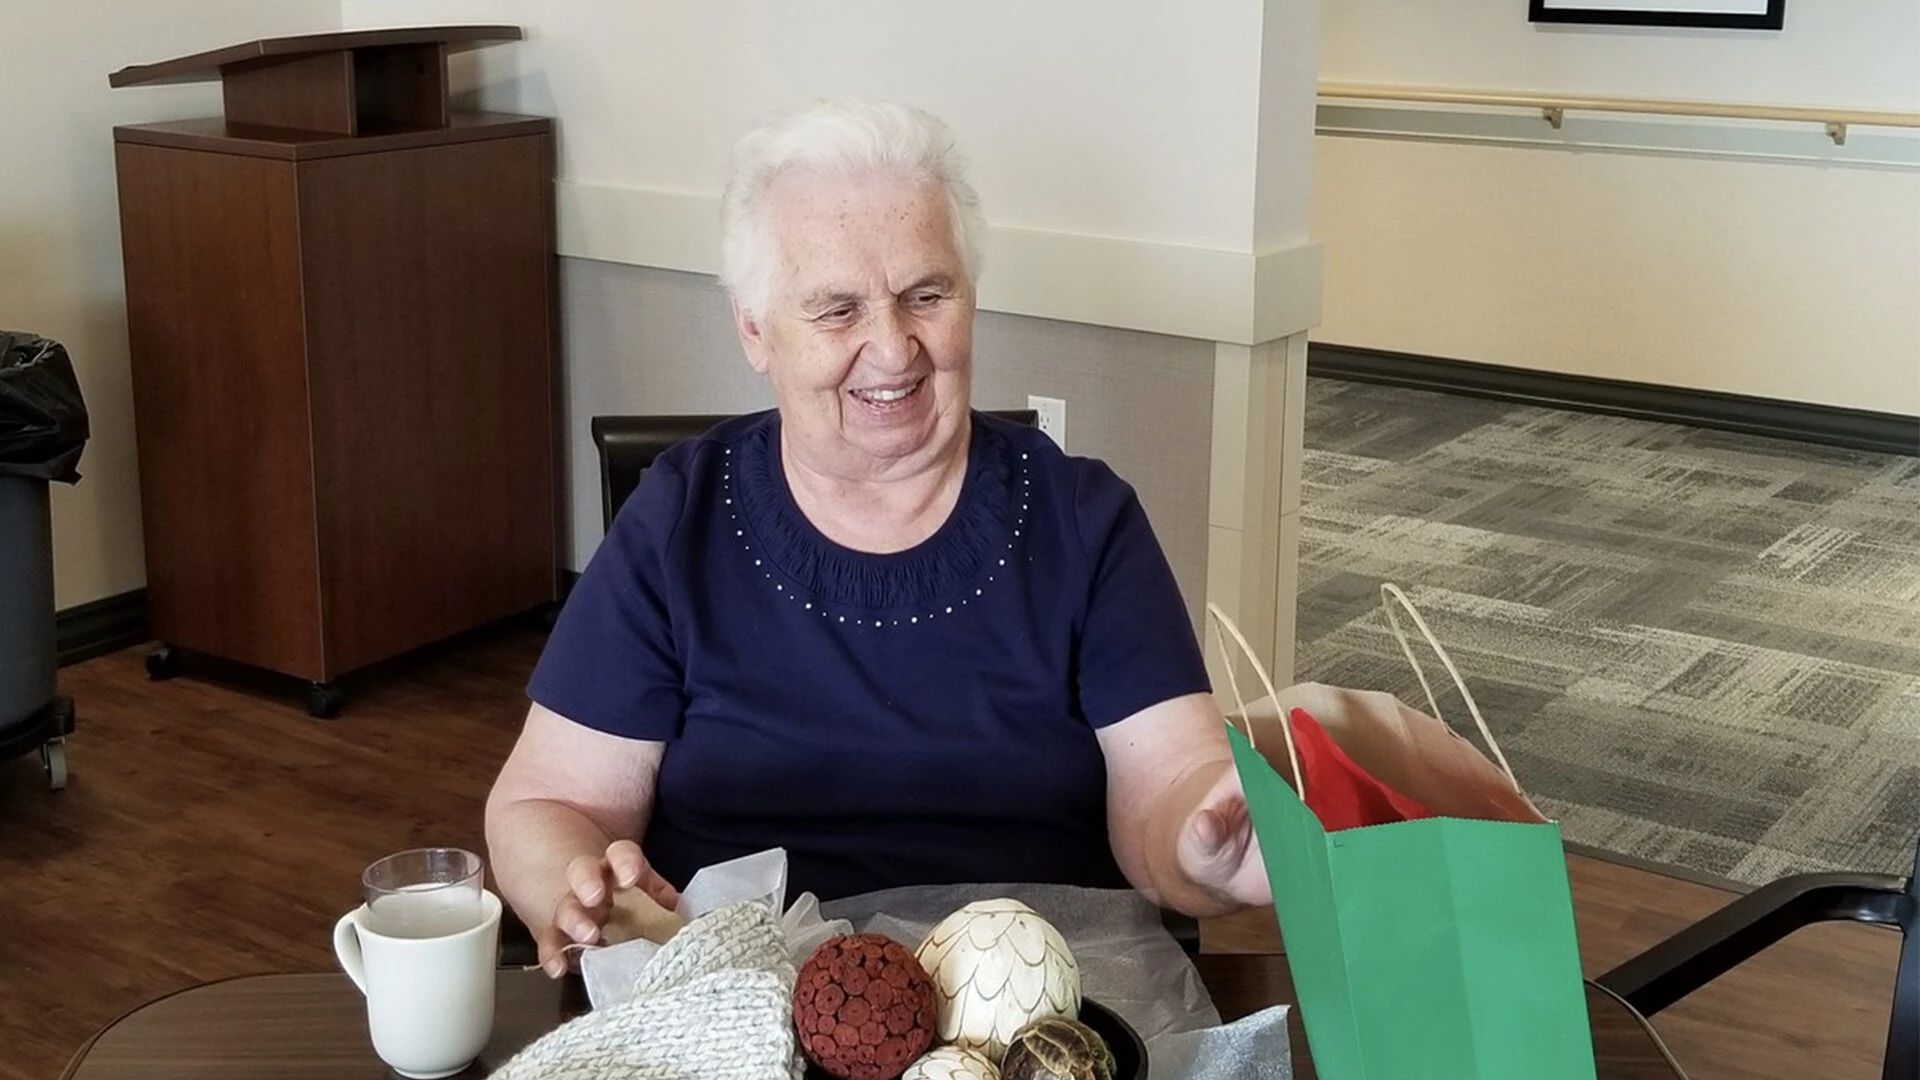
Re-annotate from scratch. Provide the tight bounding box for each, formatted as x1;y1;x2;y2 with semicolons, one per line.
1529;0;1785;30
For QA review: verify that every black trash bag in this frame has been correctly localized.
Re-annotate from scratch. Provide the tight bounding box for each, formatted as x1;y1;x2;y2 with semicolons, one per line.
0;331;89;483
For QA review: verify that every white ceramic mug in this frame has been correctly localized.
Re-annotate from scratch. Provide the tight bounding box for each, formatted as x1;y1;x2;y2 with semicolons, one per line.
333;887;502;1078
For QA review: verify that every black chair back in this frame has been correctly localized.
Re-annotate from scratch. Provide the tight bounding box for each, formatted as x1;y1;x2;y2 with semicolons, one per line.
590;414;736;531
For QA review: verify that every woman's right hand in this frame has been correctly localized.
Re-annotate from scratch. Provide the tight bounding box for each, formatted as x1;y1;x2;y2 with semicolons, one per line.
537;839;681;977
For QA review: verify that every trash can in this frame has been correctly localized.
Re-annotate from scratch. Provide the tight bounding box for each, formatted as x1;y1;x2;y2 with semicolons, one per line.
0;330;89;789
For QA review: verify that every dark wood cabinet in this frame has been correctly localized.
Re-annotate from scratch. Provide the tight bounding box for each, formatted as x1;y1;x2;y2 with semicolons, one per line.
109;28;559;714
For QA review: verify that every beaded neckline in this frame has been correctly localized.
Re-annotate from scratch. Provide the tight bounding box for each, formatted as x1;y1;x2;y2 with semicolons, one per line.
725;413;1031;622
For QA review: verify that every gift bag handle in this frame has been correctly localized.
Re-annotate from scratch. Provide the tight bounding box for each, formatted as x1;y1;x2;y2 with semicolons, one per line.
1379;583;1520;790
1206;602;1305;798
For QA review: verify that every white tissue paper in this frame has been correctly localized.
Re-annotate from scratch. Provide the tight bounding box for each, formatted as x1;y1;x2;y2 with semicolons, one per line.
578;847;852;1011
674;846;789;922
578;851;1293;1079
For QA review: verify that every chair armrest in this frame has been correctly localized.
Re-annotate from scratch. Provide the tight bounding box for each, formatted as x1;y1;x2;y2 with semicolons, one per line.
1595;871;1907;1017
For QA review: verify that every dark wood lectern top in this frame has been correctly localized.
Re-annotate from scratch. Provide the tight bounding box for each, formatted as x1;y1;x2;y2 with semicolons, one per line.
108;25;522;88
111;25;529;139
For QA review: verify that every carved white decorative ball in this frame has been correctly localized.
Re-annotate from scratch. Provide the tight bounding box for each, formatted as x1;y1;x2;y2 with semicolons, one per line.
898;1045;1002;1080
913;898;1081;1060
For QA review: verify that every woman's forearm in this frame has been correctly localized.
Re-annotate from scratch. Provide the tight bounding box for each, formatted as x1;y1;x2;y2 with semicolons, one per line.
484;794;619;938
482;704;665;945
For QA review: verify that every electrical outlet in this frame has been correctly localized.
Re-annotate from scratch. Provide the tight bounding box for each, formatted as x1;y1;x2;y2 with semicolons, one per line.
1028;395;1067;450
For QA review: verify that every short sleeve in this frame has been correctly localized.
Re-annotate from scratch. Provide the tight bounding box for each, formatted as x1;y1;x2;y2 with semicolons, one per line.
1072;461;1212;728
526;454;690;741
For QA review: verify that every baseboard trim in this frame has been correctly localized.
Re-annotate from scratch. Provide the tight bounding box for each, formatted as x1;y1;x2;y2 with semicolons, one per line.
1309;343;1920;457
56;589;151;667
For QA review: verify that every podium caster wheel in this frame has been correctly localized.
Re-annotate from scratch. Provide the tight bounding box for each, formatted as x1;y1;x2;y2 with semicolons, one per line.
307;683;346;720
42;738;68;791
146;645;183;681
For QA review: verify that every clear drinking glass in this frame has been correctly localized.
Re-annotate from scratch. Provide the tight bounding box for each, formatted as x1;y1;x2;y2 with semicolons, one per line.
362;847;485;939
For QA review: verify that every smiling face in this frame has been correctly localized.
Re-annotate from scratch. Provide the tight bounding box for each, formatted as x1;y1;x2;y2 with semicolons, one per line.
732;167;975;483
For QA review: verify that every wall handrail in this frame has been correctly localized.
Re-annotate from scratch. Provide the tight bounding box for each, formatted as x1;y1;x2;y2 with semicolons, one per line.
1317;81;1920;146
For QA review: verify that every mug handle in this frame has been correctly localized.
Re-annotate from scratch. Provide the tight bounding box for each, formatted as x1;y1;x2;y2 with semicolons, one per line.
332;909;369;995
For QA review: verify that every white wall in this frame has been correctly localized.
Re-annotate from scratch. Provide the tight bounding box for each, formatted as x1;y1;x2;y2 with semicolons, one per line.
3;1;341;609
1254;0;1322;252
350;2;1324;352
353;0;1274;253
1314;1;1920;415
1323;0;1920;109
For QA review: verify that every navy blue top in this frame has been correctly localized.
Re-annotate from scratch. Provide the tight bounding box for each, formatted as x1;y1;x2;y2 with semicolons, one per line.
528;410;1210;902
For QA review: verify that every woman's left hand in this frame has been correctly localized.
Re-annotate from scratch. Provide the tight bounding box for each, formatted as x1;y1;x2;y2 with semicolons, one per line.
1173;766;1271;909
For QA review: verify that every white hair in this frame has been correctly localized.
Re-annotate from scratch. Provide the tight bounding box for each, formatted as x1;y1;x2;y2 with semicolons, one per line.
718;98;987;320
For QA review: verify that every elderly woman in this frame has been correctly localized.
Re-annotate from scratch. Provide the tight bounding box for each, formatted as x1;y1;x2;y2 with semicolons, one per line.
487;98;1269;977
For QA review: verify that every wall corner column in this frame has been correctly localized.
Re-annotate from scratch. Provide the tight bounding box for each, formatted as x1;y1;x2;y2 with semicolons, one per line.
1206;331;1309;693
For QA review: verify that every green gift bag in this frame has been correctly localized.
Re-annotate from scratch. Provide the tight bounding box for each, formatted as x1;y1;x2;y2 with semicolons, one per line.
1208;585;1597;1080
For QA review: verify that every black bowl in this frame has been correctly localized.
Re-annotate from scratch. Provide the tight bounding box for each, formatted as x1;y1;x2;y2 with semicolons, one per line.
800;997;1148;1078
1080;997;1149;1078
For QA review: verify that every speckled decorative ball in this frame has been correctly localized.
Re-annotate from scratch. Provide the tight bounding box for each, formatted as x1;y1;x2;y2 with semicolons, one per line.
792;933;939;1080
899;1045;1002;1080
1000;1015;1115;1080
914;898;1081;1060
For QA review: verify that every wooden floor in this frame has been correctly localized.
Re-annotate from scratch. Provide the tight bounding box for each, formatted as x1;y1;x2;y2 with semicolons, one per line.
1;626;1900;1080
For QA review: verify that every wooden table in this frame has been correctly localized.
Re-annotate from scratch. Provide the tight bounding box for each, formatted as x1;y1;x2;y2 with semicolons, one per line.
61;957;1686;1079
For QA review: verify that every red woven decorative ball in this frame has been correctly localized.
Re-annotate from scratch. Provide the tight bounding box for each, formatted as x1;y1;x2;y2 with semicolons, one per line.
792;933;938;1080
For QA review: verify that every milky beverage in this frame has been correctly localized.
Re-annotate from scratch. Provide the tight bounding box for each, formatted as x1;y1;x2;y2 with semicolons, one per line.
367;881;485;938
338;849;498;1078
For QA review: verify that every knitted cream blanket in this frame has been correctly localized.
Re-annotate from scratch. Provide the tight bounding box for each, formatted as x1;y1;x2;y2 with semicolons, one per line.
492;901;807;1080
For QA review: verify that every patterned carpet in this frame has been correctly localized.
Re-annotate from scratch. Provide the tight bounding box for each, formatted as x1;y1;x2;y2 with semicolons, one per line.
1294;376;1920;886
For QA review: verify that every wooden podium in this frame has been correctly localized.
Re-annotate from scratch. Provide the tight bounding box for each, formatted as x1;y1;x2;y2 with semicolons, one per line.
109;27;559;717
